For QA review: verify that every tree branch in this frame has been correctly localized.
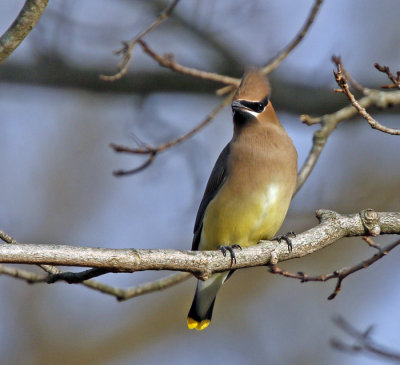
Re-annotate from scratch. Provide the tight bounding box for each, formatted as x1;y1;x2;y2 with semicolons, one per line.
1;210;399;281
262;0;324;74
269;236;400;300
100;0;180;81
374;62;400;89
0;0;49;65
137;39;239;86
331;316;400;363
110;91;234;176
333;59;400;135
296;79;400;193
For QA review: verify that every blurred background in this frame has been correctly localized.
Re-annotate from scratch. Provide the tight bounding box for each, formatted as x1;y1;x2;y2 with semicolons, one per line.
1;0;400;364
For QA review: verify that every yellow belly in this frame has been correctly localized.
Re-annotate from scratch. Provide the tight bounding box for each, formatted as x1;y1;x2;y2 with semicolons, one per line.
199;182;291;251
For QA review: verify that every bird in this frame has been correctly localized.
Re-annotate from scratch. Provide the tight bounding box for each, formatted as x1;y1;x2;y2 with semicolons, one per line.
187;69;298;331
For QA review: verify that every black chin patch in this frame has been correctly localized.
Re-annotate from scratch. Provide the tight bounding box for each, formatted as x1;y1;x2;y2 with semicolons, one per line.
233;109;255;125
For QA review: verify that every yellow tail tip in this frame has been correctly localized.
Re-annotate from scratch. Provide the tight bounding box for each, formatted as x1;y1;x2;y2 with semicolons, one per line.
187;318;210;331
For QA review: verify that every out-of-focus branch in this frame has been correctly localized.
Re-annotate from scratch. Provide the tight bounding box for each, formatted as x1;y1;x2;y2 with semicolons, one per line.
269;235;400;300
138;40;239;86
374;62;400;89
262;0;324;74
296;59;400;193
110;91;234;176
333;60;400;136
1;210;400;279
100;0;180;81
0;0;49;65
218;0;324;96
331;316;400;363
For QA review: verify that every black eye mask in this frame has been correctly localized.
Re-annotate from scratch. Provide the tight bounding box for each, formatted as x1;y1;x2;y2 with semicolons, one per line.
239;95;269;113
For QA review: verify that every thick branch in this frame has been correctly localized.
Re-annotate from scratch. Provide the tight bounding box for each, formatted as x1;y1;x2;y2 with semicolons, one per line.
0;0;49;65
1;210;399;280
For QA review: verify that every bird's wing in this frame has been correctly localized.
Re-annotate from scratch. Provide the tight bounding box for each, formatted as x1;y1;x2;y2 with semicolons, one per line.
192;142;231;251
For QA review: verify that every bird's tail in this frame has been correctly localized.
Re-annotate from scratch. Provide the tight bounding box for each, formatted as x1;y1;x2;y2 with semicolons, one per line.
187;272;229;331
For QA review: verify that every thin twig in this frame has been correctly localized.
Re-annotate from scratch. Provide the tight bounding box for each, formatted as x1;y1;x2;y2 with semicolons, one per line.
296;64;400;192
138;40;239;86
0;264;46;283
361;236;381;251
269;238;400;300
110;91;234;175
374;62;400;89
216;0;324;96
100;0;180;81
334;60;400;135
112;152;157;177
262;0;324;75
332;316;400;363
332;55;365;93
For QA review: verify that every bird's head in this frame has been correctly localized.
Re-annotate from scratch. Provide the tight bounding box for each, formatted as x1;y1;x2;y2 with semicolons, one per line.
231;69;274;126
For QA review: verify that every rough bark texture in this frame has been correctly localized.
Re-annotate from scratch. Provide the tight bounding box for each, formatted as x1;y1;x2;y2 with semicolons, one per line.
1;210;399;280
0;0;49;65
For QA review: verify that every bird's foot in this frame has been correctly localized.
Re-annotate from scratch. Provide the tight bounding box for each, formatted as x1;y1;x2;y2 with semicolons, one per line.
274;232;296;253
218;244;242;265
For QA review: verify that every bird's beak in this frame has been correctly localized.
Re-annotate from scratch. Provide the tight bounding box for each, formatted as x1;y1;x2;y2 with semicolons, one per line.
231;101;247;112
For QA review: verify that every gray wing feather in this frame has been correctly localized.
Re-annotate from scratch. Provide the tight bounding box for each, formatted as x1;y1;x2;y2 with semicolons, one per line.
192;143;231;251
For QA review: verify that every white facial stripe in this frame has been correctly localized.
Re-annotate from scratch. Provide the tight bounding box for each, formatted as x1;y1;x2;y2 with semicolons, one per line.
243;109;260;118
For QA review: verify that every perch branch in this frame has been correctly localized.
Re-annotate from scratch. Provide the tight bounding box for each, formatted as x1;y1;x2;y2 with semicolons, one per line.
1;210;400;280
0;230;191;300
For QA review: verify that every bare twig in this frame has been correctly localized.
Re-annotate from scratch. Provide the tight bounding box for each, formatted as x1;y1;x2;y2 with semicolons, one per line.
332;316;400;363
217;0;324;97
111;91;234;175
374;62;400;89
296;67;400;193
0;264;45;283
269;237;400;300
138;40;239;86
112;151;157;177
0;0;49;65
261;0;324;75
332;55;365;93
334;60;400;135
361;236;382;251
113;272;191;301
100;0;180;81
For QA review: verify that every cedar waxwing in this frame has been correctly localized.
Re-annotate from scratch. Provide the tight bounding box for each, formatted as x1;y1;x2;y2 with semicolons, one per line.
187;69;298;331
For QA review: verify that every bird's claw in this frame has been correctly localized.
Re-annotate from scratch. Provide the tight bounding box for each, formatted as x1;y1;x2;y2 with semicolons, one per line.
218;244;242;265
274;232;296;253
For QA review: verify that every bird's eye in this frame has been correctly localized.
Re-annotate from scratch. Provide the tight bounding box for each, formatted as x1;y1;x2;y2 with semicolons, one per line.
256;103;264;113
